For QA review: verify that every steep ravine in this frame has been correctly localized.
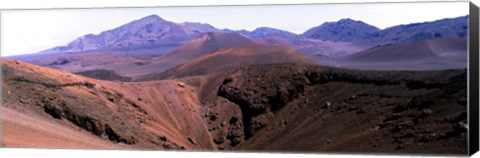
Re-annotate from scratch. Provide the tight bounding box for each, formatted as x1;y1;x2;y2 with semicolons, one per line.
2;60;468;154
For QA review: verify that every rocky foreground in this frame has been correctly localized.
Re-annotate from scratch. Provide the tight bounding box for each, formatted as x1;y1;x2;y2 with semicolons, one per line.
1;59;468;155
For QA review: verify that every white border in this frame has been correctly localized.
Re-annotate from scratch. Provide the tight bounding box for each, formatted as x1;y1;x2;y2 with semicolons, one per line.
0;0;478;158
0;0;473;9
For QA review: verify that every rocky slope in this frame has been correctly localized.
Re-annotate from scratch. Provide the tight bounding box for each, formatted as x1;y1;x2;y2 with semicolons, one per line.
2;59;468;155
1;59;214;150
214;64;467;154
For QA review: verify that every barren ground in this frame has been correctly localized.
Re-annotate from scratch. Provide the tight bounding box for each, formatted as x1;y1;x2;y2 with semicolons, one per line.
1;59;468;155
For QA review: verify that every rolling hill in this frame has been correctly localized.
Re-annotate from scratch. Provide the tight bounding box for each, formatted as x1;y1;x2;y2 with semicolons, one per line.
124;32;258;78
154;32;257;64
323;37;467;70
138;45;319;80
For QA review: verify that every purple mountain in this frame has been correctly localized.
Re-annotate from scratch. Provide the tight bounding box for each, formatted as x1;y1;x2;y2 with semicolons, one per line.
302;18;381;43
40;15;221;54
368;16;468;46
302;16;468;47
232;27;297;38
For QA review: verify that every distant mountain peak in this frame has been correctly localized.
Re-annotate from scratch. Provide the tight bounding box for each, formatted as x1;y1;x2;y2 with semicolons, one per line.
302;15;467;46
139;14;164;22
252;27;277;31
235;27;296;38
325;18;379;29
336;18;372;26
367;15;468;46
39;14;222;54
303;18;380;42
337;18;356;22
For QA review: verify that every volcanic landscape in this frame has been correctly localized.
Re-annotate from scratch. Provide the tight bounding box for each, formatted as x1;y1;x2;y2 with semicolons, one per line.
1;14;469;155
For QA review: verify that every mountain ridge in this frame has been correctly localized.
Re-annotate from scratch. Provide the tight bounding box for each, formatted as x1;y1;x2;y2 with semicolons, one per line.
39;15;222;54
232;27;297;38
35;14;468;57
302;16;468;47
319;37;467;70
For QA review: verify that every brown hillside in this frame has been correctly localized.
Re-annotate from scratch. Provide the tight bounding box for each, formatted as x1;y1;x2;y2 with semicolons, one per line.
1;59;213;150
161;32;257;63
133;32;258;78
1;59;468;155
138;45;318;81
213;64;467;154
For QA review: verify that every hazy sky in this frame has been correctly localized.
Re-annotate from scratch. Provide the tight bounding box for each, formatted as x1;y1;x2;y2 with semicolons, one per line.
1;1;468;56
